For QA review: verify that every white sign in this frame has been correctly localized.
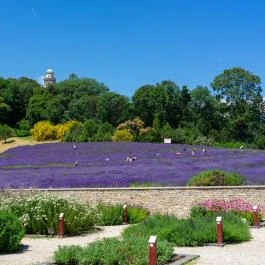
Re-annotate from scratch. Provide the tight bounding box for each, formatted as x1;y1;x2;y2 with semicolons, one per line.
149;236;157;244
164;138;171;144
216;216;222;222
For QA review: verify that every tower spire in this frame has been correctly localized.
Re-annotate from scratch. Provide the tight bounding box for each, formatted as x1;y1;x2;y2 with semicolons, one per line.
43;68;56;87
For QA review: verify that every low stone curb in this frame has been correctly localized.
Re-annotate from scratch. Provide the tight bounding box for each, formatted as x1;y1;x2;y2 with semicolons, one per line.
169;253;199;264
36;254;200;265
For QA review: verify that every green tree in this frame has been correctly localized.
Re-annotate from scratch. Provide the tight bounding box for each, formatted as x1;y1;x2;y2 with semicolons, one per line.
83;119;100;141
189;86;222;136
211;67;264;141
0;97;11;124
132;81;182;127
97;92;131;126
65;95;100;122
26;90;52;125
2;77;40;126
132;85;156;126
0;124;15;143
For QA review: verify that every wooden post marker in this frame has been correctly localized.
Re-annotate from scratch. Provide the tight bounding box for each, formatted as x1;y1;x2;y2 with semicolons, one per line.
148;236;157;265
122;204;128;224
216;216;224;246
253;206;260;228
58;213;65;238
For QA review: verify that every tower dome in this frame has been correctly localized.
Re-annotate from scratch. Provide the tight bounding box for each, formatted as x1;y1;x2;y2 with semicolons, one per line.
43;68;56;87
46;68;54;74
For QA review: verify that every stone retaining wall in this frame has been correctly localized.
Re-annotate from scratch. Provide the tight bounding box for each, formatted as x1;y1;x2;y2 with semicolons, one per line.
2;186;265;217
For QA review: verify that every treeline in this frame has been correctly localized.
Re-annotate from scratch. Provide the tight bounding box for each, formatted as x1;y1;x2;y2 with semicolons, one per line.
0;67;265;147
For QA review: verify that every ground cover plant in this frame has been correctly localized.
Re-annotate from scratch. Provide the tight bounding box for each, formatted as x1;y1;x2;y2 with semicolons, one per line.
191;198;264;225
0;142;265;188
0;194;99;235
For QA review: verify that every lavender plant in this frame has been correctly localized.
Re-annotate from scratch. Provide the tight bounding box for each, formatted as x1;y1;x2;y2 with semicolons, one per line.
1;142;265;188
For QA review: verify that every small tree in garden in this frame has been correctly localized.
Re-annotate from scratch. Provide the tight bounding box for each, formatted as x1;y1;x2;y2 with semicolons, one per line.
0;124;15;143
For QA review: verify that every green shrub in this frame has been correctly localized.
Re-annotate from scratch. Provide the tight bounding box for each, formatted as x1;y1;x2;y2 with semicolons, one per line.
112;129;134;142
54;245;82;265
0;194;99;235
96;204;149;225
127;206;149;223
96;204;123;225
123;213;250;247
255;134;265;149
190;205;261;226
193;135;215;146
63;123;84;142
15;119;31;137
95;122;114;141
0;211;24;253
186;169;245;186
0;124;16;143
214;141;250;149
54;236;173;265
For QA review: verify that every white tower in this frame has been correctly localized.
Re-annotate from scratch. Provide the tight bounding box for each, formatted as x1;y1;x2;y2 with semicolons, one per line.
43;68;56;87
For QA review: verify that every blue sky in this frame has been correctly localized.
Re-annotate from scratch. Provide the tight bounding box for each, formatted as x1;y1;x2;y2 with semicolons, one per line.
1;0;265;97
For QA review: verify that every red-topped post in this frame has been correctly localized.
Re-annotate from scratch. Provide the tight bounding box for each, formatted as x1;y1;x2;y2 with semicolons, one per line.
58;213;65;238
253;206;260;228
122;205;128;224
216;216;224;246
148;236;157;265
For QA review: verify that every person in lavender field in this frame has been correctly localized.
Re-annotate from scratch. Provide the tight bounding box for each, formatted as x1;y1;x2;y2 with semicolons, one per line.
201;148;207;155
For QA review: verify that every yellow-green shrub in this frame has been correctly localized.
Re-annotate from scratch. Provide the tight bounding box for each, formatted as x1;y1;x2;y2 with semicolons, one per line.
31;121;56;141
112;129;134;142
31;120;80;141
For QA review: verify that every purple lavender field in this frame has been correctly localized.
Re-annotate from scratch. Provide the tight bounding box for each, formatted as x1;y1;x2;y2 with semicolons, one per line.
0;142;265;188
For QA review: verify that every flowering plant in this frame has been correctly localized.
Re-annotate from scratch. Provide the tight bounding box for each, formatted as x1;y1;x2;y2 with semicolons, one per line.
191;198;264;225
0;193;99;235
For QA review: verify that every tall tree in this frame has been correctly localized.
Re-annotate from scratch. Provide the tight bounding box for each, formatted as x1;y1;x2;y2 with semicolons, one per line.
2;77;40;126
0;97;11;124
97;92;131;126
189;86;222;136
211;67;263;141
132;80;182;127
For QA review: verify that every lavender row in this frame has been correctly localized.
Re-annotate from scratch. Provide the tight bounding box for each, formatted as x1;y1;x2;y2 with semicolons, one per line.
0;142;265;188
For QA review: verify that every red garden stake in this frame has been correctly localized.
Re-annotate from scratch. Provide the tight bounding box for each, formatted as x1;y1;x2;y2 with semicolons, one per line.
253;206;260;228
216;216;224;246
148;236;157;265
58;213;65;238
122;205;128;224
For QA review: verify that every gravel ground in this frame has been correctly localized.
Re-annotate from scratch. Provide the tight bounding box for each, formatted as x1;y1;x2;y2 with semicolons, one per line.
1;226;264;265
174;227;265;265
0;225;129;265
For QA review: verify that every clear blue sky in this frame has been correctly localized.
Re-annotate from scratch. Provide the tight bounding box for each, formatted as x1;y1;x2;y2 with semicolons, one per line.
1;0;265;97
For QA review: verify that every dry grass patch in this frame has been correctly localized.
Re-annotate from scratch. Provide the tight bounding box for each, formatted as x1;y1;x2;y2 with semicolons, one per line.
0;137;58;154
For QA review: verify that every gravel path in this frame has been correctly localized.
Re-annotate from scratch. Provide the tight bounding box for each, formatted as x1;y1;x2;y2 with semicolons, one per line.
0;225;129;265
174;227;265;265
1;226;264;265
